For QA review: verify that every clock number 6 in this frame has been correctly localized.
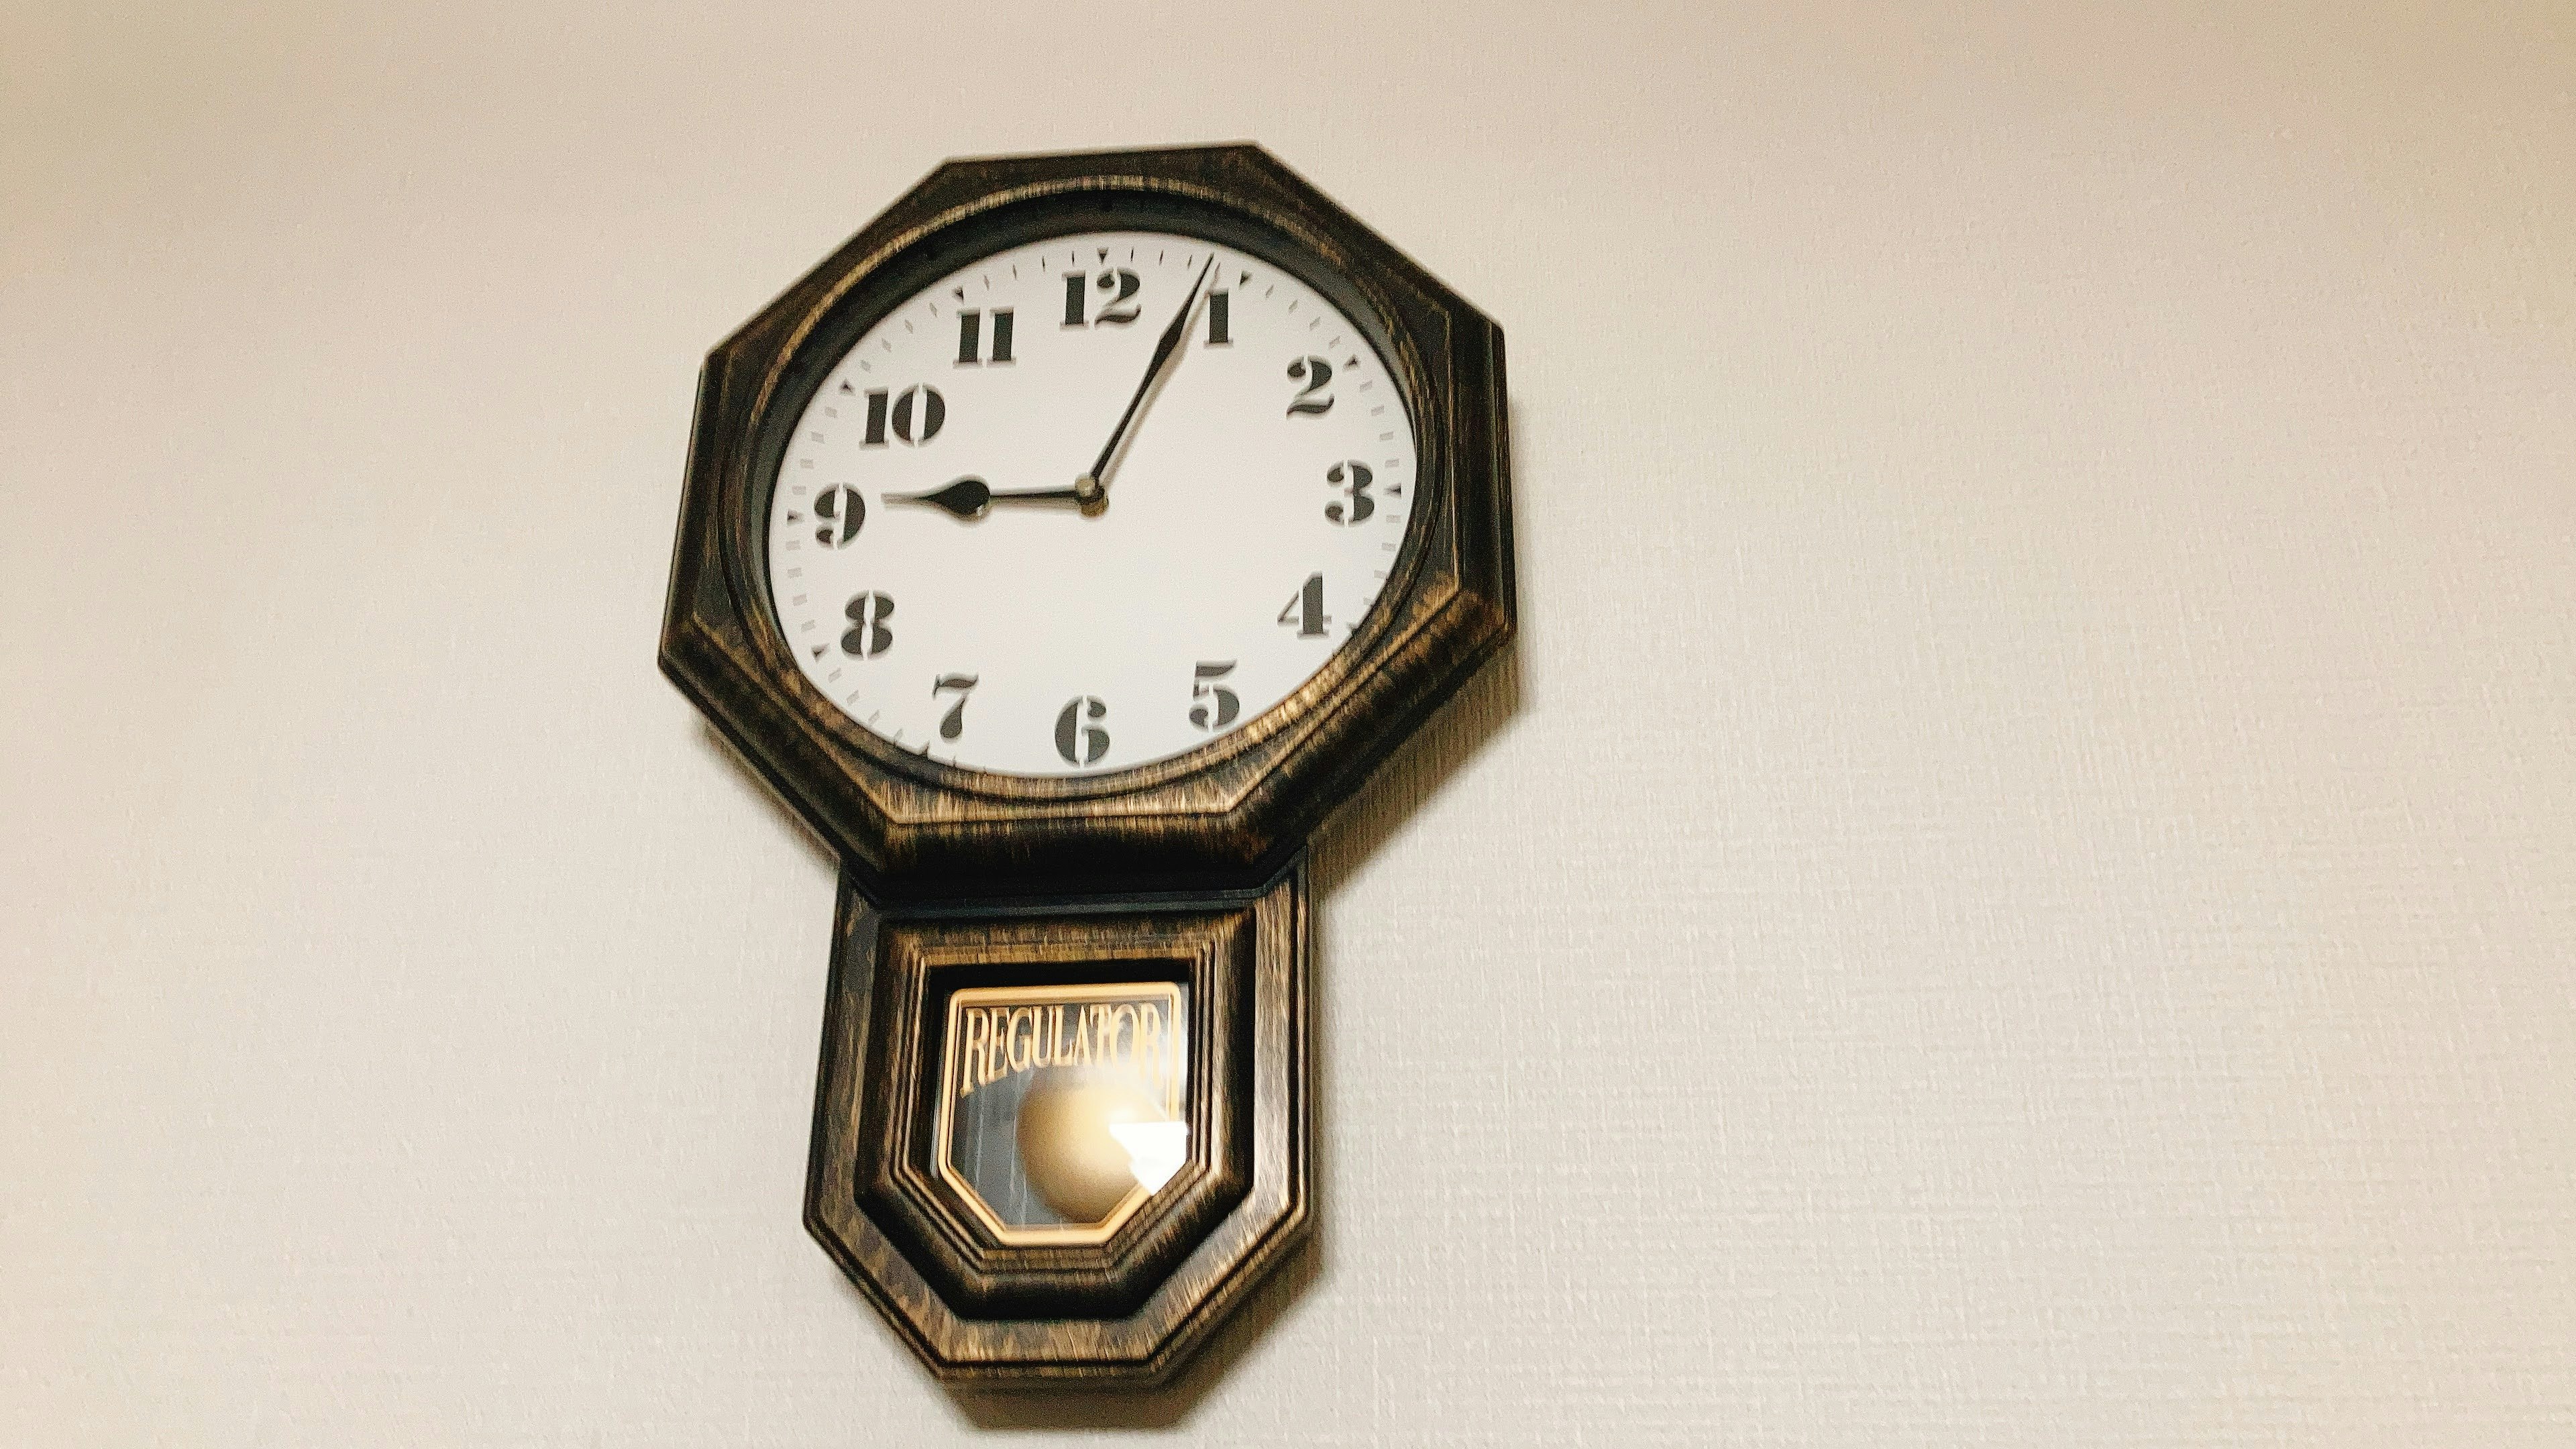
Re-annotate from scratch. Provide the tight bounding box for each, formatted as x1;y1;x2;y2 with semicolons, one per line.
1055;696;1110;766
1324;461;1375;525
1189;661;1240;731
840;592;894;658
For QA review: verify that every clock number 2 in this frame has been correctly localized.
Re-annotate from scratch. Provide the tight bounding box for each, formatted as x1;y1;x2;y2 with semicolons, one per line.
840;592;894;658
1285;356;1333;416
1189;661;1240;731
1324;461;1375;525
932;674;977;741
1055;696;1110;765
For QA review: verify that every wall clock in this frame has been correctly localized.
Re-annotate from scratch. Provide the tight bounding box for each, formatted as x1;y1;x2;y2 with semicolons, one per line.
660;144;1512;1383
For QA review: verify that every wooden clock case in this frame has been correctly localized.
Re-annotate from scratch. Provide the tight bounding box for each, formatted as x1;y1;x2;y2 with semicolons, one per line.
659;144;1513;1382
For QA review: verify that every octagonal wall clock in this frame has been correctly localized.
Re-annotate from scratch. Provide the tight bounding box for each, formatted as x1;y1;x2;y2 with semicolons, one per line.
660;144;1513;1383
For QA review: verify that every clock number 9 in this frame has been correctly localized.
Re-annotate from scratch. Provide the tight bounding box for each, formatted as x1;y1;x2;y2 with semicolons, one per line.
1324;461;1375;525
813;484;864;547
840;592;894;658
1054;696;1110;766
1189;661;1240;731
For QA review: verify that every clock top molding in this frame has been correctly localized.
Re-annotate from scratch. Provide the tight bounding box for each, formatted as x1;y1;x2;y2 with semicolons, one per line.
660;144;1513;902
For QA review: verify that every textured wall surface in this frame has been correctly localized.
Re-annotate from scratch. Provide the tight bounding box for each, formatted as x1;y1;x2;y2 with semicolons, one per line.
5;3;2571;1444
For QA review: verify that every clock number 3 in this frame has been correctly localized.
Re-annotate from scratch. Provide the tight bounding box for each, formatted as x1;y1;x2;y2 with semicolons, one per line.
840;592;894;658
1055;696;1110;765
932;674;977;741
1324;461;1375;525
1189;661;1240;731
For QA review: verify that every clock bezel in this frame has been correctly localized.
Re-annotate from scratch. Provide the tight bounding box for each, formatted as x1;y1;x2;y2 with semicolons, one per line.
662;144;1512;900
737;201;1431;792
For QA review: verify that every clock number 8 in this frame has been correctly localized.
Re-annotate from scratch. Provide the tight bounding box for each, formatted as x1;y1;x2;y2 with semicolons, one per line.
840;592;894;658
1055;696;1110;766
1324;461;1375;525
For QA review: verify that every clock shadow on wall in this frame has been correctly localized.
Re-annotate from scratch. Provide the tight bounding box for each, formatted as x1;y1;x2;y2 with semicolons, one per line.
661;143;1517;1405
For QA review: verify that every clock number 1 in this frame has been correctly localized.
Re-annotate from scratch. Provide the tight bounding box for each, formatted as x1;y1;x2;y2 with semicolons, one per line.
1278;574;1329;638
1055;696;1110;765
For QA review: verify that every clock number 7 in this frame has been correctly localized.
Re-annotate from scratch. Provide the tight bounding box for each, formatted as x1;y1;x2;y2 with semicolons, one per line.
932;674;977;741
1277;574;1328;638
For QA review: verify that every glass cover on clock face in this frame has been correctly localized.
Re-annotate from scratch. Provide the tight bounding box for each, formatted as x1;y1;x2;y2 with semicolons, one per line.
765;229;1419;778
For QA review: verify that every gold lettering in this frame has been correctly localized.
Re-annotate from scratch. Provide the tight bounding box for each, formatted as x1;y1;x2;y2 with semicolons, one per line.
1134;1003;1162;1099
1070;1004;1095;1065
1007;1007;1035;1073
958;1008;987;1099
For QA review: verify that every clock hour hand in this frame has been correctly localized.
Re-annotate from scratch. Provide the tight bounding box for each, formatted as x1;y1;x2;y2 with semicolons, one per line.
1075;254;1216;512
885;476;1084;522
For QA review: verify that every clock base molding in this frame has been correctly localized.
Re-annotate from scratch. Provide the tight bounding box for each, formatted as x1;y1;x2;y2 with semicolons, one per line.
802;861;1311;1383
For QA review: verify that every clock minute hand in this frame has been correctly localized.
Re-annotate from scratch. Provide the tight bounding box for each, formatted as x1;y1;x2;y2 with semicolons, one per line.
1075;254;1216;513
886;477;1084;522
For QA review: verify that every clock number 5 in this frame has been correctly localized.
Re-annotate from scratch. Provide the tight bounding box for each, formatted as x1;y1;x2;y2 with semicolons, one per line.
1055;696;1110;765
1324;461;1375;525
1189;661;1240;731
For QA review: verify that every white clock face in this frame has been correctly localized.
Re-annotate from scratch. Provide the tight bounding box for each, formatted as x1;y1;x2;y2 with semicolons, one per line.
765;229;1419;777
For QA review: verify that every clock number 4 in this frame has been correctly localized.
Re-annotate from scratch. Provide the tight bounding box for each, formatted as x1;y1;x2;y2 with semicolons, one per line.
932;674;977;741
1278;573;1329;638
1061;270;1142;327
1189;661;1240;731
1055;696;1110;766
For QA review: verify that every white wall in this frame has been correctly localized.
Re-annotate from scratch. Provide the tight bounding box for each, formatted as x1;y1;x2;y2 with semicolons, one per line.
6;3;2571;1443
